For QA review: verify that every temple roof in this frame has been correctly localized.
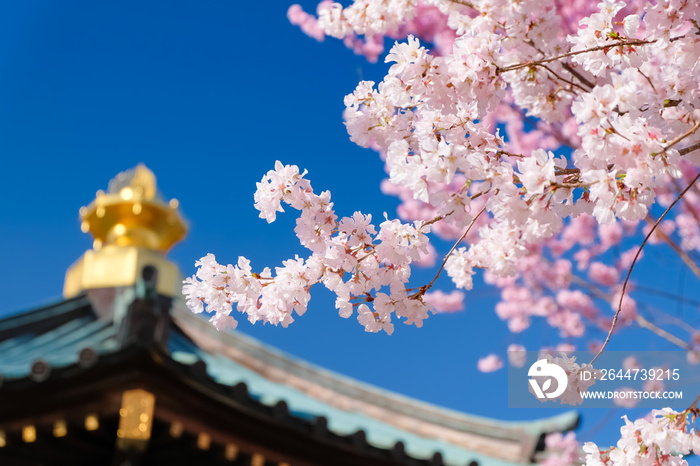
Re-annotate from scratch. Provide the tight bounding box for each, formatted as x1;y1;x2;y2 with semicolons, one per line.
0;290;578;466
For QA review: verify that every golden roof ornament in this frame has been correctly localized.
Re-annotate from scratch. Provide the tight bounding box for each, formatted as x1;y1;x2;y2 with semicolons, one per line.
64;164;187;298
79;164;186;252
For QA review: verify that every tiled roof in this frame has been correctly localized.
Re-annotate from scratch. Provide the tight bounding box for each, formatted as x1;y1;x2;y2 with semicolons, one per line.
0;296;117;379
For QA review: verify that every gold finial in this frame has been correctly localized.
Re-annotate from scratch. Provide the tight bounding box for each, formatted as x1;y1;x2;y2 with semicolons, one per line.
108;163;157;200
79;164;186;252
64;164;187;298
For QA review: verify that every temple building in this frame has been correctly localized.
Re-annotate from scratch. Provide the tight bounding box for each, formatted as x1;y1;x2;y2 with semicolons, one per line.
0;165;578;466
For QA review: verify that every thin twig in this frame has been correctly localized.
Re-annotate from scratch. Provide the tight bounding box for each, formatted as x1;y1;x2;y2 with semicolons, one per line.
553;164;614;177
643;215;700;279
686;394;700;412
571;274;691;349
635;315;693;350
638;302;698;334
663;121;700;152
635;285;700;309
495;149;525;158
423;205;488;292
679;141;700;156
569;273;610;301
497;39;652;74
539;63;591;93
637;69;657;93
670;177;700;221
423;215;445;227
561;62;595;89
555;182;592;189
446;0;480;10
555;167;584;176
590;172;700;365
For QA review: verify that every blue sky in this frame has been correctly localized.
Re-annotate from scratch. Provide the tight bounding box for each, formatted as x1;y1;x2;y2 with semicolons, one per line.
1;0;698;455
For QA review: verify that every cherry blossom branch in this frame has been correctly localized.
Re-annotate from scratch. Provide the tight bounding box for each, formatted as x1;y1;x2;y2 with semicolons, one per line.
555;182;592;189
670;178;700;220
679;141;700;156
561;63;595;89
637;69;658;93
553;164;615;177
421;204;488;294
446;0;480;11
663;121;700;152
417;188;491;229
495;149;525;159
422;215;445;227
590;171;700;365
285;0;700;352
523;40;594;93
539;63;591;93
554;167;583;176
497;39;652;74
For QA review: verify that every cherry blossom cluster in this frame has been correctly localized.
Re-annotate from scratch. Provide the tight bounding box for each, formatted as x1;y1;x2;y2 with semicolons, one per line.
287;0;650;61
199;0;700;376
340;0;696;260
192;0;700;366
288;0;700;362
288;1;455;62
583;407;700;466
233;0;700;463
539;432;581;466
184;161;433;334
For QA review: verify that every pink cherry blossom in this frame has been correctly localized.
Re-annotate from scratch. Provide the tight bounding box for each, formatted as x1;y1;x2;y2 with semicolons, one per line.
423;290;464;313
477;354;503;373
